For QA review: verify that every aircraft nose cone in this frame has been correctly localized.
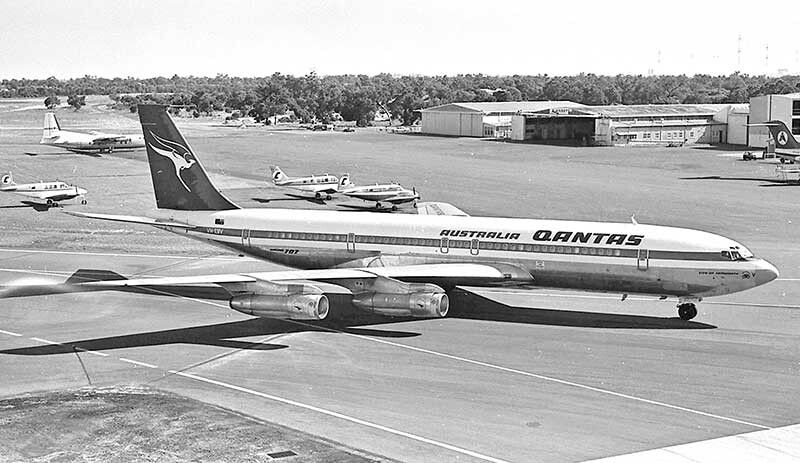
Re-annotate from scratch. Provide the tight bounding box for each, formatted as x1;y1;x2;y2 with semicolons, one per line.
754;260;779;286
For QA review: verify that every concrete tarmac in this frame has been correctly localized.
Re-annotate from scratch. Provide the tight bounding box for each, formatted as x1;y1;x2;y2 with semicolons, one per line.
1;105;799;461
1;249;799;462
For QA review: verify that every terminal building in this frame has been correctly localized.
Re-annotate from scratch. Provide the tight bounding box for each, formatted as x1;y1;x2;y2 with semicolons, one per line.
420;100;749;146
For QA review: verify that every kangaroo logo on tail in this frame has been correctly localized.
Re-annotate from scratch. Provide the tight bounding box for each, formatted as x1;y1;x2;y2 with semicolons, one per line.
148;131;197;191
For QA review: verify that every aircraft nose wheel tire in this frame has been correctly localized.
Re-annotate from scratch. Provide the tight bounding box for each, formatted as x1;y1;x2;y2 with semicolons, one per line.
81;199;87;205
677;303;698;321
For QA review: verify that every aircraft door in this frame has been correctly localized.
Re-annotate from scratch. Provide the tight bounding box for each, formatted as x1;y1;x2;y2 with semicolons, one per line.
440;237;449;254
241;229;251;247
347;233;356;253
470;239;480;255
637;249;649;270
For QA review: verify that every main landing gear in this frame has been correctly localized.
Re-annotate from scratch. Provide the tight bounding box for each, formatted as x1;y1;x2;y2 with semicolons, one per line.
315;192;332;200
677;302;698;321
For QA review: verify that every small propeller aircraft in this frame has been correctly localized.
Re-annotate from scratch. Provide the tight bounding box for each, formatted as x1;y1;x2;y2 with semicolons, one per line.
40;112;145;154
340;181;420;211
0;172;87;207
269;165;348;200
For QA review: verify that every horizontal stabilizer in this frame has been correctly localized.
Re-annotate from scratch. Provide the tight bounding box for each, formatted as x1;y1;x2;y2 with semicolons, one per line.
63;210;196;229
415;201;469;216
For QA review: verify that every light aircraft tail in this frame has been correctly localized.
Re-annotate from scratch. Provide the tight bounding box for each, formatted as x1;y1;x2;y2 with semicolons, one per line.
758;120;800;150
0;172;14;190
41;112;61;141
137;104;239;211
338;173;353;190
270;165;287;182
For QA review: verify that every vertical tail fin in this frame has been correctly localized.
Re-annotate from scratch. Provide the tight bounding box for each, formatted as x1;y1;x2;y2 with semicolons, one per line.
42;112;60;140
338;173;353;190
269;165;287;183
0;172;14;190
137;104;239;211
764;120;800;149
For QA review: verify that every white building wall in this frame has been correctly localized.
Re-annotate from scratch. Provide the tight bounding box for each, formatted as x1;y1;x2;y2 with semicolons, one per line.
728;112;748;145
511;115;526;140
421;111;485;136
748;94;797;147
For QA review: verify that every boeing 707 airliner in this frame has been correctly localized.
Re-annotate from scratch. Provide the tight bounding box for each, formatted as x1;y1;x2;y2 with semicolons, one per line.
51;104;778;322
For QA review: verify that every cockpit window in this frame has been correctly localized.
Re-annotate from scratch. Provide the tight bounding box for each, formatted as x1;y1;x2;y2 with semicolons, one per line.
721;250;747;261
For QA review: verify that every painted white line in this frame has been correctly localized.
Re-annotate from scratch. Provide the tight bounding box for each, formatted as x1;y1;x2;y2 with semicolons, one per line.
80;349;109;357
776;278;800;281
30;337;59;345
119;358;158;369
168;369;510;463
0;248;242;261
0;329;22;337
290;320;771;431
583;422;800;462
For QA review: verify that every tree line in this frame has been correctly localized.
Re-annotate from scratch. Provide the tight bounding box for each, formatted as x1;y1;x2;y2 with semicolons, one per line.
2;73;799;125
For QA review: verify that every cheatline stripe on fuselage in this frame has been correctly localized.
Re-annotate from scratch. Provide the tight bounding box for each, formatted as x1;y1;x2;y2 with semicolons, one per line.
163;225;739;263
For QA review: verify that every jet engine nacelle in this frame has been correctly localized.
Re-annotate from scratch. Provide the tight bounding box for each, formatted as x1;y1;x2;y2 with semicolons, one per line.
352;291;449;318
229;294;329;320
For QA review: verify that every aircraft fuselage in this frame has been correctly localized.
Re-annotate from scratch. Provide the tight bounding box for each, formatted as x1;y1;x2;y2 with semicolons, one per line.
156;208;778;299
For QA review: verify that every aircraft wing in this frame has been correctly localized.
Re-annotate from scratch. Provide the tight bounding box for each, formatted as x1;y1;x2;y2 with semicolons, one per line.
79;263;524;288
414;201;469;216
1;263;531;299
63;210;196;229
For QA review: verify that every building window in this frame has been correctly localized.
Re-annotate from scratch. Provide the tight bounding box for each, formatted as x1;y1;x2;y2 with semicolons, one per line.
793;100;800;116
793;119;800;136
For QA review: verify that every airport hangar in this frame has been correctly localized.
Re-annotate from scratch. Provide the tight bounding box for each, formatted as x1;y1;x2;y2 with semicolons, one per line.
419;94;800;147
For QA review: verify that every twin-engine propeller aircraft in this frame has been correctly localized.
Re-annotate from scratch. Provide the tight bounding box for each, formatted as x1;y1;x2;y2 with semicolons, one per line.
269;165;349;200
40;112;145;154
340;181;420;211
26;104;777;323
0;172;87;207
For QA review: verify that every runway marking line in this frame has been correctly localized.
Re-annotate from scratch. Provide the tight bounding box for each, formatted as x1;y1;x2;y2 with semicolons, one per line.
290;320;772;431
0;329;22;337
29;337;59;345
167;369;511;463
119;357;158;369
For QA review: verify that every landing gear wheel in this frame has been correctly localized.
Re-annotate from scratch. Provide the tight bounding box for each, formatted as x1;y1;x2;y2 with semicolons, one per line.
677;303;697;321
391;205;398;211
375;202;382;209
46;199;54;207
325;195;332;200
81;199;87;205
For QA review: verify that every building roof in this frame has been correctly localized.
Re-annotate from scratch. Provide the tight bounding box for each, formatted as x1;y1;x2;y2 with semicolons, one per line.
420;101;582;114
521;104;732;118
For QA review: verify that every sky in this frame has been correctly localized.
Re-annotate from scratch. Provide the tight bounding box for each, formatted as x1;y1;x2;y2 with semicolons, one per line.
1;0;799;79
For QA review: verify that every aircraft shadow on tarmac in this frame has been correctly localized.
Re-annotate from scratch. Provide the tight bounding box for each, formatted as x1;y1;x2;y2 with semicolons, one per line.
0;318;421;356
0;201;60;212
251;194;328;205
681;175;799;187
336;204;397;213
446;289;716;330
0;287;714;357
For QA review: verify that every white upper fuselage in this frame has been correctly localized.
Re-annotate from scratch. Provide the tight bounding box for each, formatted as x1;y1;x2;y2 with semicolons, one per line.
274;174;340;194
0;181;87;201
160;208;778;299
341;183;419;204
41;129;145;152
